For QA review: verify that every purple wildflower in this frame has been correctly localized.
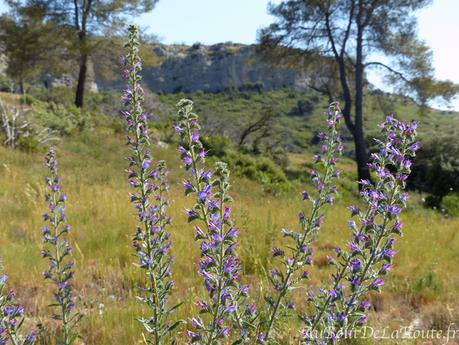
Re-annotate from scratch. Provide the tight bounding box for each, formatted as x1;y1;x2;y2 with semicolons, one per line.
0;273;36;345
304;115;419;342
263;102;343;340
175;99;253;342
122;25;179;343
42;147;81;344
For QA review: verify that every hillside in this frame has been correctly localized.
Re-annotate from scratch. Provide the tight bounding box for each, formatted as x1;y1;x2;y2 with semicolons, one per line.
14;85;459;197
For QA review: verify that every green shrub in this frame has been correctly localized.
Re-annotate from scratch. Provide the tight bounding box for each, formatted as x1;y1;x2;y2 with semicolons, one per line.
31;86;75;105
32;101;92;135
17;135;42;153
409;136;459;202
0;74;14;92
412;271;444;303
225;150;291;193
442;193;459;217
201;135;232;158
201;134;291;193
19;94;37;105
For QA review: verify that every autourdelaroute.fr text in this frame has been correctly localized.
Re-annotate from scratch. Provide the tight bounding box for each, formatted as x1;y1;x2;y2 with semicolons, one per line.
300;324;459;344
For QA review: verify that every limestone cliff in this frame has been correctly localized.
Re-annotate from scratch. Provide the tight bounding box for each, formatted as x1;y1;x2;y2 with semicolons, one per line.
97;42;310;93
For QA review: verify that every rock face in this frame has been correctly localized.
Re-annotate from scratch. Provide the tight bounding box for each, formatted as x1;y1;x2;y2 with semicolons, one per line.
0;53;98;92
1;43;312;94
97;43;310;93
43;60;98;92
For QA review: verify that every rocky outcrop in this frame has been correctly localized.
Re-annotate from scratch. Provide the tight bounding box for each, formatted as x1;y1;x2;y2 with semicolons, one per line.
1;43;313;94
97;43;310;93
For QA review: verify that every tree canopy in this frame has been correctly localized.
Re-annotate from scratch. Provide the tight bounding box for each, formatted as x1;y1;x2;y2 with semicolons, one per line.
5;0;160;107
260;0;459;183
0;5;68;93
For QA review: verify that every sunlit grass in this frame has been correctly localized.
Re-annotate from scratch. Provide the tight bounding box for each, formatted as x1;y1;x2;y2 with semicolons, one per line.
1;123;458;344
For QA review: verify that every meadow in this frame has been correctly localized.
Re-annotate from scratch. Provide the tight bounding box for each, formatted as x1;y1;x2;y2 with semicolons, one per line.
1;0;459;343
1;98;459;344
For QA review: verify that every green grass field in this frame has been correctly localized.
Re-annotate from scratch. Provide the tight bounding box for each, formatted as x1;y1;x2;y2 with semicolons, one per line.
1;96;459;344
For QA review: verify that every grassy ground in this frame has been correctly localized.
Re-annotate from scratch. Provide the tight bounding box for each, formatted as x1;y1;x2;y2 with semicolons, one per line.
1;106;459;344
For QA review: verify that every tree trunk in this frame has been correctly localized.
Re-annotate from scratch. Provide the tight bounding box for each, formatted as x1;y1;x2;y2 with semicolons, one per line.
75;52;87;108
354;72;371;183
354;7;372;184
353;120;371;182
19;79;24;96
337;60;353;131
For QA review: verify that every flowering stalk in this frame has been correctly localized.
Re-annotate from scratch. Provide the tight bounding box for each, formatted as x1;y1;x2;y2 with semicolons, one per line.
175;99;256;344
302;116;419;344
260;103;343;343
42;147;81;345
0;273;36;345
122;25;180;345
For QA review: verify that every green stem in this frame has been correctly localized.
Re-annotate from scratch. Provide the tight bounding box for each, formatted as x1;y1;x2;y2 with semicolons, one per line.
183;114;226;345
341;185;399;324
206;192;226;345
6;328;19;345
308;139;409;341
264;125;339;341
131;63;161;345
50;172;70;345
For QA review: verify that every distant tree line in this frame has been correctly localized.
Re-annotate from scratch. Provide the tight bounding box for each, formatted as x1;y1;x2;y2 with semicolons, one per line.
0;0;160;107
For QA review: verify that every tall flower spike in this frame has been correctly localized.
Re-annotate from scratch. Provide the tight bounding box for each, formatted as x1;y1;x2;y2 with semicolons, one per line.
0;272;36;345
42;147;81;345
303;116;419;344
122;25;180;344
175;99;256;344
260;103;343;343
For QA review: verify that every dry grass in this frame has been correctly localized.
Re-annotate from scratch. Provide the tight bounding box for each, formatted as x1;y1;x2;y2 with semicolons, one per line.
0;122;458;344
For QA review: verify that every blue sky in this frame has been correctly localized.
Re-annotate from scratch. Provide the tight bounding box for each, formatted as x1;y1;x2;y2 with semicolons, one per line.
1;0;458;110
137;0;279;44
137;0;459;110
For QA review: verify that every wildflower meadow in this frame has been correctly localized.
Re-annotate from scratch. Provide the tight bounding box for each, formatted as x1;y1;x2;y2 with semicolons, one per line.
0;24;435;345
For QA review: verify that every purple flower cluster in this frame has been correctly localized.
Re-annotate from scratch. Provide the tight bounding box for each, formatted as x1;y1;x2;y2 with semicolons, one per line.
121;25;180;344
119;26;420;345
261;103;343;342
0;274;36;345
302;116;419;344
42;147;81;345
175;99;256;344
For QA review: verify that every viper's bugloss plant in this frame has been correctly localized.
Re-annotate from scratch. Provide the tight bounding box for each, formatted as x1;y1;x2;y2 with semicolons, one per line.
301;116;419;344
260;103;343;343
121;25;180;344
175;99;256;344
0;273;36;345
42;147;81;345
117;26;420;345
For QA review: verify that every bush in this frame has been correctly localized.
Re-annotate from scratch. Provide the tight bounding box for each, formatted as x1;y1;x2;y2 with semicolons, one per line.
201;134;291;193
17;135;41;153
31;87;117;115
201;133;232;158
442;193;459;217
409;136;459;201
289;98;316;116
31;86;75;105
32;101;92;135
0;74;14;92
227;151;291;193
19;94;38;105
